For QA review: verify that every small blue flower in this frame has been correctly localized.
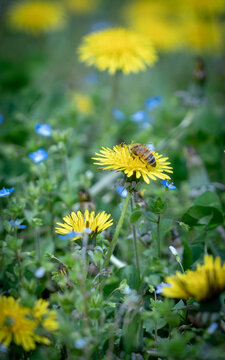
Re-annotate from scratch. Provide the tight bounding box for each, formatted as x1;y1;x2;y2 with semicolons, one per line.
29;149;48;163
156;282;172;294
145;96;162;111
9;220;26;229
161;180;177;190
207;322;218;334
35;124;51;137
90;21;111;32
116;186;128;198
130;110;147;123
111;108;125;121
74;337;89;349
58;230;81;240
84;72;99;85
35;267;45;278
0;344;8;353
0;188;14;198
0;114;4;124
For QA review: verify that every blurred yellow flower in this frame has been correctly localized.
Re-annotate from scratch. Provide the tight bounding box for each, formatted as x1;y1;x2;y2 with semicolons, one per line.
183;19;223;53
55;210;113;240
32;299;59;332
8;1;66;35
0;296;58;351
182;0;225;15
72;92;94;115
78;27;157;75
93;144;173;184
0;296;37;351
160;255;225;301
64;0;99;14
125;0;183;52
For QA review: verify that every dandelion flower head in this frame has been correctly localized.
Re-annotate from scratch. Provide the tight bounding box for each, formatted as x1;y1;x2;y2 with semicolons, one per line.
8;1;66;35
78;27;157;74
125;0;183;51
181;0;225;15
0;296;58;351
55;209;113;240
32;299;59;332
160;255;225;301
72;92;94;115
64;0;99;14
93;144;173;184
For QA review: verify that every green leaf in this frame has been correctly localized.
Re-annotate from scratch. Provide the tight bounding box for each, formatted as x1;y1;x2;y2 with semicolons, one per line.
117;264;139;290
143;317;167;333
181;192;223;228
130;210;142;224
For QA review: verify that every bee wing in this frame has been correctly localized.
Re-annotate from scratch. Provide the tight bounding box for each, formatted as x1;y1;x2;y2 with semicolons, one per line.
145;142;155;151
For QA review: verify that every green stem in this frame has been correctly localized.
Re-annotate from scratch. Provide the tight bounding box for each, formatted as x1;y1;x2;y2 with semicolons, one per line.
104;71;120;131
63;154;71;194
130;194;141;285
35;228;40;262
154;290;158;344
15;229;22;295
103;192;131;269
157;215;161;259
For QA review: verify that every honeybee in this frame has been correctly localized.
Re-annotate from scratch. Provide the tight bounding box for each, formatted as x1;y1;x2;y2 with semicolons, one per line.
130;143;156;167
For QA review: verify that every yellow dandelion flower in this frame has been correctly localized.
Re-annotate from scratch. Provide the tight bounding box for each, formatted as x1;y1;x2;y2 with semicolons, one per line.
125;0;183;52
64;0;99;14
0;296;37;351
55;209;113;240
93;144;173;185
182;18;222;53
182;0;225;15
32;299;59;332
8;1;66;35
72;92;94;115
160;255;225;301
78;27;157;75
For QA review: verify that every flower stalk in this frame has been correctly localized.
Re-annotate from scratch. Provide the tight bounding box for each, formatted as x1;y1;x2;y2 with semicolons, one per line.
130;194;141;285
103;192;131;269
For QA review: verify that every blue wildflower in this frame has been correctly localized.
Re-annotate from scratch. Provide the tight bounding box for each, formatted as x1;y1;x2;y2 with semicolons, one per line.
156;282;172;294
0;187;14;198
207;322;218;334
0;114;4;124
130;110;147;123
116;185;128;198
90;21;111;32
145;96;162;111
111;108;125;121
29;149;48;163
84;72;99;85
161;180;177;190
58;230;82;240
35;267;45;278
35;124;51;137
9;220;26;229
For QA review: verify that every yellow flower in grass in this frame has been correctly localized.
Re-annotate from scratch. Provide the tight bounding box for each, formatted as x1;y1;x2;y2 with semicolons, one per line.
0;296;58;351
72;92;94;115
183;19;222;53
64;0;99;14
0;296;37;351
125;0;183;52
182;0;225;15
93;144;173;185
8;1;65;35
32;299;59;332
55;209;113;240
78;27;157;75
159;255;225;301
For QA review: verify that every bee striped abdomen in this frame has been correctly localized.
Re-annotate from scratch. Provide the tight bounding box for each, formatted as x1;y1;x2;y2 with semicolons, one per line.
130;143;157;167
